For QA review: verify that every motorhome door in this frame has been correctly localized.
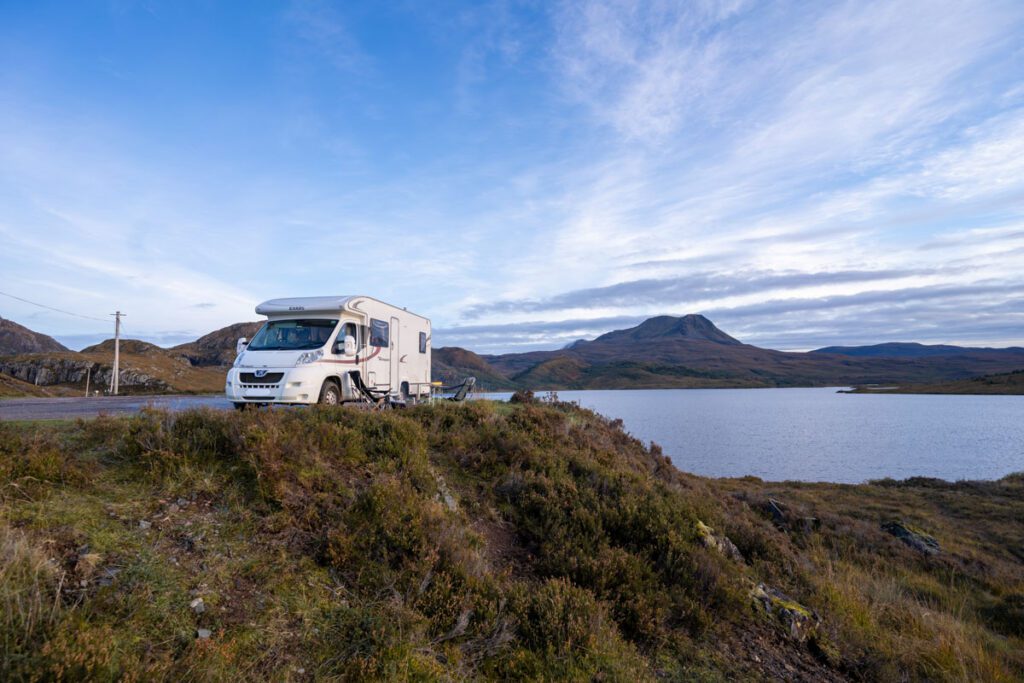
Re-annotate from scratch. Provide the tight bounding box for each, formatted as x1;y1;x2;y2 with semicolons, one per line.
390;315;400;393
369;317;390;389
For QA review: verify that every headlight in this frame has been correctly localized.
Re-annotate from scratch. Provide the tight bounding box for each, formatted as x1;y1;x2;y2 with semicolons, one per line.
233;352;245;367
296;349;323;365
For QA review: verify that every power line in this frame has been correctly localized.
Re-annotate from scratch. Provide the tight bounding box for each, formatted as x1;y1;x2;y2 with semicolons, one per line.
0;289;109;323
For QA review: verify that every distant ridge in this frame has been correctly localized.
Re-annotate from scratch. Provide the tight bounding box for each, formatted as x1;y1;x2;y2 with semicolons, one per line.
813;342;1024;358
0;316;69;355
442;315;1024;390
81;339;169;356
433;347;515;390
4;313;1024;394
172;321;264;367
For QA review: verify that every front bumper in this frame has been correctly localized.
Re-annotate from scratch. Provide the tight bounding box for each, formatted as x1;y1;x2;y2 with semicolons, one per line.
225;366;323;404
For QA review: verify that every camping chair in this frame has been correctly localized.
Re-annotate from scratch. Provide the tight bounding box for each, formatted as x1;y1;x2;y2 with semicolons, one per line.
443;377;476;402
347;371;392;410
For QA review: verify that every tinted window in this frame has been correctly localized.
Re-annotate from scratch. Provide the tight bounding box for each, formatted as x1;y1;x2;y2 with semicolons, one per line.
246;319;338;351
419;331;427;353
369;319;389;347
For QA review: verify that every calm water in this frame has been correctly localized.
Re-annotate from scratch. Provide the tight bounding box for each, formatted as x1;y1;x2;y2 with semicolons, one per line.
487;388;1024;483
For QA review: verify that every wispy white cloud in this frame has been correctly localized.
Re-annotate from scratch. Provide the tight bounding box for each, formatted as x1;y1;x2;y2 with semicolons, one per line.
2;1;1023;351
445;0;1024;349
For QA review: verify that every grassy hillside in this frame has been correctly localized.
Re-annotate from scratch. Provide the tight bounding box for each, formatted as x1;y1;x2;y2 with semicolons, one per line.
1;401;1021;680
171;322;263;367
432;347;516;391
1;341;226;395
0;373;69;398
0;317;69;355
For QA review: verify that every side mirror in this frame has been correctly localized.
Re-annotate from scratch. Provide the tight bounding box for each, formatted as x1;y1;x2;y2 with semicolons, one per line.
236;337;248;354
343;335;356;356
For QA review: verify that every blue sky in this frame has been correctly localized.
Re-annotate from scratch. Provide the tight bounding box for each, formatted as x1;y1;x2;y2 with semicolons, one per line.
2;0;1023;353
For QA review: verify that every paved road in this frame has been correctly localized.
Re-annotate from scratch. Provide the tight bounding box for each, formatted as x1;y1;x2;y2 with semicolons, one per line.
0;395;232;421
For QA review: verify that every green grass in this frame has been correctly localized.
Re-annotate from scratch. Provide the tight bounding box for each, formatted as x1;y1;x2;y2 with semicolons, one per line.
1;402;1021;681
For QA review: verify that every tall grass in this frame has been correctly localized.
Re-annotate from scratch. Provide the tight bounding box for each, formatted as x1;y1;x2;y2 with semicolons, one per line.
0;402;1021;680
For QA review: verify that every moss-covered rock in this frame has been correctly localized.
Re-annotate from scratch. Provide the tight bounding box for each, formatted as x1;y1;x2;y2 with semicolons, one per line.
750;583;821;642
881;520;940;555
696;519;745;563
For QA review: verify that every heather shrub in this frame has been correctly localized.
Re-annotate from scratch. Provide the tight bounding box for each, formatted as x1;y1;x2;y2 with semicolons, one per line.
1;402;1021;680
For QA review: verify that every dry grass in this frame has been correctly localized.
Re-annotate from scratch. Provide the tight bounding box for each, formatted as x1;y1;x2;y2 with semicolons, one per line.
0;523;64;679
0;402;1020;681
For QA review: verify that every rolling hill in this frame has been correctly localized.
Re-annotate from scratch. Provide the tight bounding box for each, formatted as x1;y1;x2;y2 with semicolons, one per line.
171;321;263;367
3;401;1022;679
5;314;1024;395
440;315;1024;390
0;316;69;355
850;369;1024;395
0;340;227;395
812;341;1024;358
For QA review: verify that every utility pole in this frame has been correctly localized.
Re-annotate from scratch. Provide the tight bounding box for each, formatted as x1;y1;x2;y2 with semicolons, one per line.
110;311;125;395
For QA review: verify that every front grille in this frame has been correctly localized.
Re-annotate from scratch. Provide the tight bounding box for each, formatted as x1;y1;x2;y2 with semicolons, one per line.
241;372;283;384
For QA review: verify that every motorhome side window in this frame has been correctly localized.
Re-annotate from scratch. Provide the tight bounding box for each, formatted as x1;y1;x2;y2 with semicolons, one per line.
369;319;389;347
338;323;357;350
419;332;427;353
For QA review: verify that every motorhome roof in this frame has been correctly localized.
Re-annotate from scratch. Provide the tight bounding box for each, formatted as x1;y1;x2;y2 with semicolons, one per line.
255;296;355;315
254;296;429;321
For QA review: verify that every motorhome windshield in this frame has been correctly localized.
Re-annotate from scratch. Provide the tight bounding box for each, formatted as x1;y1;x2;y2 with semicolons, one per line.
246;319;338;351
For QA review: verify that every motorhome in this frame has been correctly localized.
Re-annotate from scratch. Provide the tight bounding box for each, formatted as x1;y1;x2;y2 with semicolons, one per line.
225;295;431;408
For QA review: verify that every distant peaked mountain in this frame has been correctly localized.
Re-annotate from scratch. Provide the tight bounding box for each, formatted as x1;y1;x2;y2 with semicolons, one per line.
587;314;741;346
450;315;1024;390
0;317;69;355
813;342;1024;359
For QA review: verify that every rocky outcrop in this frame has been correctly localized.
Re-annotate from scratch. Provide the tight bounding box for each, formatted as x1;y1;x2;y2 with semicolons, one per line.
696;520;744;563
0;357;170;393
751;583;821;643
0;317;69;355
882;520;940;555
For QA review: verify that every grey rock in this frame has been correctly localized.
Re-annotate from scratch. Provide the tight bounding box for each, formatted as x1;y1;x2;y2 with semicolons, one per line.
139;520;152;530
751;583;820;642
882;520;940;555
97;567;121;587
696;520;745;563
190;597;206;614
197;628;212;639
435;475;458;511
0;357;171;391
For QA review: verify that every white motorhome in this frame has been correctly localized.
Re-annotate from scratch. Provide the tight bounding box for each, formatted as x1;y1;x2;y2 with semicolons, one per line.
225;295;431;408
